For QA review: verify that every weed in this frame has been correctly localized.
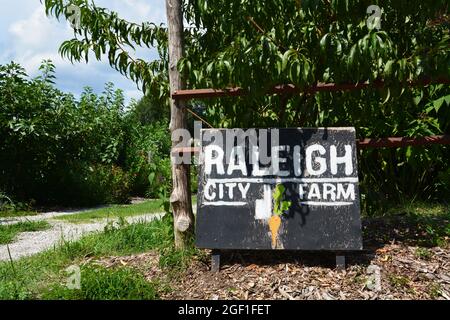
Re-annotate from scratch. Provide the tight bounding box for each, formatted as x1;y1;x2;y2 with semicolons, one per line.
388;275;410;288
415;247;433;260
428;283;442;299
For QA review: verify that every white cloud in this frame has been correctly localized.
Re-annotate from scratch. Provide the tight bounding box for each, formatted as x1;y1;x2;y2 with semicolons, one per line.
9;8;62;49
124;89;144;102
7;7;71;73
97;0;166;24
0;0;167;104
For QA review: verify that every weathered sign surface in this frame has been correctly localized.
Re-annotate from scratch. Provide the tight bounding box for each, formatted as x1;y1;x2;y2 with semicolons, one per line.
196;128;363;251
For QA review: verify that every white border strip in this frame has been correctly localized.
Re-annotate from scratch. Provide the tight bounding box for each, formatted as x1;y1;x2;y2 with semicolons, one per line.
300;201;354;206
206;177;359;184
203;201;354;207
203;201;247;207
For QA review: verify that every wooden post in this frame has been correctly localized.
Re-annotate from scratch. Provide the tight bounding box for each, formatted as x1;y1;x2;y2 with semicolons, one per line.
165;0;195;248
211;250;221;273
336;255;346;270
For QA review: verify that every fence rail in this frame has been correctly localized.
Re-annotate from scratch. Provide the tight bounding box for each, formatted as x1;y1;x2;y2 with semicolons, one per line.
171;135;450;154
172;79;450;100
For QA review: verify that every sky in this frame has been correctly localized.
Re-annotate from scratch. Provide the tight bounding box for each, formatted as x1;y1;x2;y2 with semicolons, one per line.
0;0;167;104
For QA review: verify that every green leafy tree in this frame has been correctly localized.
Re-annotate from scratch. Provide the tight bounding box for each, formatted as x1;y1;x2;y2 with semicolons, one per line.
42;0;449;124
129;94;170;125
41;1;450;211
0;61;132;206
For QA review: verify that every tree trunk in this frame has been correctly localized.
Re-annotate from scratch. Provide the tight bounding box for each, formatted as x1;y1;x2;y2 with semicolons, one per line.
165;0;195;248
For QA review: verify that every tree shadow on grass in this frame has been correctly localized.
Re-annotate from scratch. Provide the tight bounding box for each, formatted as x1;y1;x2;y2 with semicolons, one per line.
362;212;450;250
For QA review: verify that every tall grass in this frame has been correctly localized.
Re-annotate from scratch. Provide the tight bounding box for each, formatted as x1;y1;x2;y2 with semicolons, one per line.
42;265;160;300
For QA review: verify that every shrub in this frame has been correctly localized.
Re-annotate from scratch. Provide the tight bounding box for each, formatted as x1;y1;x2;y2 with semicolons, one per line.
0;191;34;214
50;163;131;206
124;119;172;198
0;61;139;207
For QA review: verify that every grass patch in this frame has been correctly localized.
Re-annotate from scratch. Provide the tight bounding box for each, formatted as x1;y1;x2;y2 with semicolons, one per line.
0;221;51;245
400;203;450;247
0;210;39;218
388;202;450;217
57;195;197;223
42;265;160;300
59;216;174;258
0;214;197;300
56;200;165;223
364;201;450;248
365;201;449;218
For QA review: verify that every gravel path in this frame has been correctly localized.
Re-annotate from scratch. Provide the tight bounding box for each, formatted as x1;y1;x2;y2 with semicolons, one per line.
0;212;164;262
0;207;108;225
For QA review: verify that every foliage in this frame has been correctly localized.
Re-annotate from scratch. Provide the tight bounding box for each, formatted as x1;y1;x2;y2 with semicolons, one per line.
51;163;131;206
121;90;173;199
180;0;450;206
0;192;14;211
43;264;159;300
41;0;450;210
0;192;32;213
42;0;169;96
0;210;39;218
182;1;448;95
0;61;174;207
43;0;449;100
0;61;131;205
123;117;172;198
415;247;433;260
129;93;170;125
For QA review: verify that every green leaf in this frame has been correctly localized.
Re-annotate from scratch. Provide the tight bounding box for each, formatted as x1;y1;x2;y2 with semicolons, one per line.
320;34;329;55
280;201;292;212
433;97;445;112
381;88;391;104
384;60;395;78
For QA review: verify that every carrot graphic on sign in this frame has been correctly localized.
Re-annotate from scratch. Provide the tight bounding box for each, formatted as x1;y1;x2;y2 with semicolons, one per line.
268;184;292;249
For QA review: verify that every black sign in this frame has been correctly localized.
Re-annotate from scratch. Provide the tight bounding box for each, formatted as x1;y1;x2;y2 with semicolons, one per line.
196;128;363;251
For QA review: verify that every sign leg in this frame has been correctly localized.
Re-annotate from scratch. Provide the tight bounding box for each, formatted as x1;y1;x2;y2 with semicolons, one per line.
336;254;346;270
211;250;221;272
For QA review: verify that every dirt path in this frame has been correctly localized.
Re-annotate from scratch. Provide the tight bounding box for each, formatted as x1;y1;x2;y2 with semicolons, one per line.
0;212;164;261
